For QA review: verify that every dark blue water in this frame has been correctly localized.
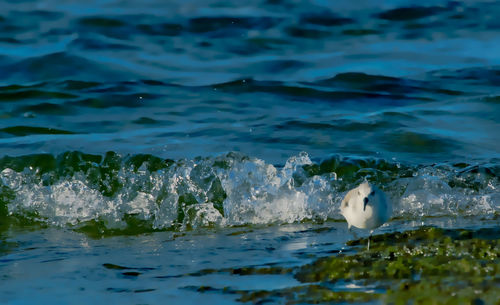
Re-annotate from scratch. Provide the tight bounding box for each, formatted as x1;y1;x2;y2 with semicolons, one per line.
0;0;499;304
1;0;499;163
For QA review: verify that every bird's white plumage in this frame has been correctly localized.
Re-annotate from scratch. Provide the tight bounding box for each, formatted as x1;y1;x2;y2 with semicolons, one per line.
340;182;391;231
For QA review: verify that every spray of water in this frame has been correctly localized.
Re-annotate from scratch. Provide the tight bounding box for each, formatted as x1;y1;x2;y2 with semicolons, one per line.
0;152;498;234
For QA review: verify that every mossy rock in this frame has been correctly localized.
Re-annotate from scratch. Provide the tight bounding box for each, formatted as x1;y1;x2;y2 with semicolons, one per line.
295;227;500;304
173;226;500;304
237;285;380;304
185;284;379;304
193;226;500;304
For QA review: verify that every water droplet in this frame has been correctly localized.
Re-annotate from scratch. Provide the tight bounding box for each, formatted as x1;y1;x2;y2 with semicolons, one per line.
23;112;36;118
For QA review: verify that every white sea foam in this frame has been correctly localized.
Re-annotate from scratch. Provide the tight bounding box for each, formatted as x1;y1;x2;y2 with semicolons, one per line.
1;153;498;231
392;168;498;218
218;152;336;225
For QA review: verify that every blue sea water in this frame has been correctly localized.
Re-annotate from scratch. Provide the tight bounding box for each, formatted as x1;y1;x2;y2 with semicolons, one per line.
0;0;499;304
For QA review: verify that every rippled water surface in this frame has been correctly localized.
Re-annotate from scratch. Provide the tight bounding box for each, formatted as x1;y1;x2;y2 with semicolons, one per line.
0;0;499;304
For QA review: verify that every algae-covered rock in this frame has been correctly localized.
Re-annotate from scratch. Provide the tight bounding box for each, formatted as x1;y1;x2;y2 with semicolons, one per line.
181;226;500;304
237;285;380;304
295;227;500;304
184;284;380;304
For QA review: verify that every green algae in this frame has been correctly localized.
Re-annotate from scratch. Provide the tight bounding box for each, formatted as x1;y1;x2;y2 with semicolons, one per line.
188;227;500;304
237;285;380;304
184;284;379;304
295;227;500;304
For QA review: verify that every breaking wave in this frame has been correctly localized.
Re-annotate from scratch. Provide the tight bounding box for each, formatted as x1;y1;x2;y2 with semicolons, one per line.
0;151;498;235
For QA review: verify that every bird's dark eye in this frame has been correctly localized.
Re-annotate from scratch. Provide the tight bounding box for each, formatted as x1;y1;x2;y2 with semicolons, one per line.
370;191;375;196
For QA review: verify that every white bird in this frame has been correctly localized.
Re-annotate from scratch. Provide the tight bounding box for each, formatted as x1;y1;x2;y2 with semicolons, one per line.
340;181;392;250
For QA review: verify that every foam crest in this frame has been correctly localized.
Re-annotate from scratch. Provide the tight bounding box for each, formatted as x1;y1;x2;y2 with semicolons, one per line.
218;152;340;225
0;152;498;234
392;167;499;218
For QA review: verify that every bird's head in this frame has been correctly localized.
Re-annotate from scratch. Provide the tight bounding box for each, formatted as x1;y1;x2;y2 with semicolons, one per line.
356;182;380;211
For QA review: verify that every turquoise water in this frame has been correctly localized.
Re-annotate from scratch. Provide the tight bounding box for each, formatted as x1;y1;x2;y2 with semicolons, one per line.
0;0;499;304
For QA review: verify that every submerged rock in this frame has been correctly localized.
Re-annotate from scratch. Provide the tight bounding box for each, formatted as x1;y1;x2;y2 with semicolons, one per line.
190;226;500;304
295;227;500;304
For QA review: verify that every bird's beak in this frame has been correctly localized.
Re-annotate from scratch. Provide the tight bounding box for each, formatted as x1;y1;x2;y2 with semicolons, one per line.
363;197;368;211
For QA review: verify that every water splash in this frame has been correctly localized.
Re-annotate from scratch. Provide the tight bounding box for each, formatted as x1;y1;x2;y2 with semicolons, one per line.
0;151;498;235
